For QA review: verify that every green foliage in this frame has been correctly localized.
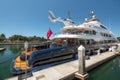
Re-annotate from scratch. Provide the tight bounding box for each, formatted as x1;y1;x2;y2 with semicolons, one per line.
9;35;28;41
0;33;47;43
0;33;6;41
8;35;47;42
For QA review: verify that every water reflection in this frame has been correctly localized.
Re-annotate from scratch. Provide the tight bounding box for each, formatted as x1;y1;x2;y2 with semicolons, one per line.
87;57;120;80
0;45;6;56
0;50;5;56
9;44;23;54
0;45;23;80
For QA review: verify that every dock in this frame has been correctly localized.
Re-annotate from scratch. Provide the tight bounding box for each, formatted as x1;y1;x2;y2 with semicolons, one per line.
6;51;117;80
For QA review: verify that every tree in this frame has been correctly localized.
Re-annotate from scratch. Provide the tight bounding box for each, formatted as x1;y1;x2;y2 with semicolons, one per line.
9;35;28;41
0;33;6;42
8;35;47;42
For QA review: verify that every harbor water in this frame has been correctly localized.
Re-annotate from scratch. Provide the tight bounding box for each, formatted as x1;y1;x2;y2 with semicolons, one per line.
0;45;23;80
86;56;120;80
0;45;120;80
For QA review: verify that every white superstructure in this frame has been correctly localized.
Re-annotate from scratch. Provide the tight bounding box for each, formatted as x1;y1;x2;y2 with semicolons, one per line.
49;10;118;50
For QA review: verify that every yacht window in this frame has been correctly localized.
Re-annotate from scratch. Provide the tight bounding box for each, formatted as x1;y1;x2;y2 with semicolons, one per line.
73;32;75;34
89;31;92;35
71;31;77;34
93;30;96;35
84;30;89;34
71;32;74;34
106;34;108;37
78;31;83;34
76;32;79;34
109;34;112;37
110;35;112;37
100;25;107;30
104;34;106;37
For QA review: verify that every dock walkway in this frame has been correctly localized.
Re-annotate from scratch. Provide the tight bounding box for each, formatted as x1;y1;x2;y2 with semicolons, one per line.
6;51;117;80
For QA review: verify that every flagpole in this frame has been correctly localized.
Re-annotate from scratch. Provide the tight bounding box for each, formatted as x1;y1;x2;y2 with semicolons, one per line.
46;28;53;48
24;41;28;80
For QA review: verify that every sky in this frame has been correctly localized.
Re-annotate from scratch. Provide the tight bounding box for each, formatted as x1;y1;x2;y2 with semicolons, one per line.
0;0;120;38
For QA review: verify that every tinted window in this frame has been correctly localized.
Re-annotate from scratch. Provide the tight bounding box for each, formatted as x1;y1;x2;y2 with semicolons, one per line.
100;25;107;30
84;30;89;34
93;30;96;35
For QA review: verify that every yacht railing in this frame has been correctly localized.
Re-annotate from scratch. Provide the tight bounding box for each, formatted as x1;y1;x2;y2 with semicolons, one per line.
54;32;93;37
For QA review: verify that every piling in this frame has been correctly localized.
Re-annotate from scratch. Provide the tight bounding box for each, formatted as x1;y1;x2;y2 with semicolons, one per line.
117;43;120;52
75;45;88;80
97;49;101;55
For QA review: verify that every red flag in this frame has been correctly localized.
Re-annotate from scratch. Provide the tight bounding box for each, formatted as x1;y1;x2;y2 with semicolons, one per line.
47;28;53;39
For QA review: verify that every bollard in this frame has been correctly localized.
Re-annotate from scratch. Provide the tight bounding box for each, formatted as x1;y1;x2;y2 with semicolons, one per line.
97;49;101;55
78;45;86;74
75;45;88;80
112;45;117;52
109;47;112;52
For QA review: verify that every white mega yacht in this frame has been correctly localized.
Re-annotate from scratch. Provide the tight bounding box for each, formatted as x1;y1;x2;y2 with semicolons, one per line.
48;10;118;51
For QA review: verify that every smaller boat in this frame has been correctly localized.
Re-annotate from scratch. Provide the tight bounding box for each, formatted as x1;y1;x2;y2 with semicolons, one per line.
10;43;76;75
0;48;5;51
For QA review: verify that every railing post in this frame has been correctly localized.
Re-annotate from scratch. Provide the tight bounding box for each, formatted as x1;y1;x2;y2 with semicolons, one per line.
75;45;88;80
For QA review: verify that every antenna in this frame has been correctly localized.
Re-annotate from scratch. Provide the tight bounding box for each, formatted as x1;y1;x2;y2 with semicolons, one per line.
108;16;111;30
90;10;96;19
68;9;71;19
